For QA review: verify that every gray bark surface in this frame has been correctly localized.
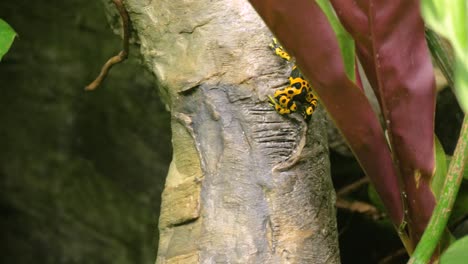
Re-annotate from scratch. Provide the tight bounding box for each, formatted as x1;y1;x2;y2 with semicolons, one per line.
108;0;341;263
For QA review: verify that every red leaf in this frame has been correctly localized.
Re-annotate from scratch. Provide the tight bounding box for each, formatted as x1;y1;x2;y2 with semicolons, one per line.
331;0;437;243
248;0;404;226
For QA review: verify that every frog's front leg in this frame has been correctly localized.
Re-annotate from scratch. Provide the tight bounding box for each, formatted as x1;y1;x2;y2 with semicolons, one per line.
268;94;297;115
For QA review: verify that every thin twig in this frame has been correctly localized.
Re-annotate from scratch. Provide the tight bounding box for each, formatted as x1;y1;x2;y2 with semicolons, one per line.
336;176;369;197
85;0;130;91
378;248;408;264
335;177;383;219
336;197;384;220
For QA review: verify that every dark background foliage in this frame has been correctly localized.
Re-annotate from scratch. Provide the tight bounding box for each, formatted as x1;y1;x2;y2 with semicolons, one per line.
0;1;464;264
0;1;171;263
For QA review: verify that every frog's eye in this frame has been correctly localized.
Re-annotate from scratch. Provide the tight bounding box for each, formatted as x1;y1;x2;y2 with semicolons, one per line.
285;87;300;97
292;83;301;89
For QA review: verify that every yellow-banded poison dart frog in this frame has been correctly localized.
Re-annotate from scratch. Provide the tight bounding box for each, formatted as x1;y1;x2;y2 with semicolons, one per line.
268;38;319;120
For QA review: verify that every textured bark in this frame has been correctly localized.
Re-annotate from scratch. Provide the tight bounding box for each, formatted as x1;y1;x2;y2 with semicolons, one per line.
102;0;340;263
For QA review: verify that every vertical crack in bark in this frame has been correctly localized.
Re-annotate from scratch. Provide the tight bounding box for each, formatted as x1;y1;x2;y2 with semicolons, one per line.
273;115;308;172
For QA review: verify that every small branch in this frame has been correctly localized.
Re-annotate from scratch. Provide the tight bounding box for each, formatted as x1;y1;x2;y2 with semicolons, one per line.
336;176;369;197
335;177;383;219
85;0;130;91
379;248;408;264
336;197;384;220
408;116;468;264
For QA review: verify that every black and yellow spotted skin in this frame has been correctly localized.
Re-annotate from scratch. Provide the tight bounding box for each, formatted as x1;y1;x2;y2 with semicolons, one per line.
270;38;291;61
268;39;318;120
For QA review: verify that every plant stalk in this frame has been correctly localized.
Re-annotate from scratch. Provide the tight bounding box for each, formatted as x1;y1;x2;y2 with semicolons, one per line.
408;116;468;264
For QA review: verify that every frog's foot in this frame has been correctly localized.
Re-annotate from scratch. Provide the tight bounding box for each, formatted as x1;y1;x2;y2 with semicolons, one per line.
268;95;296;115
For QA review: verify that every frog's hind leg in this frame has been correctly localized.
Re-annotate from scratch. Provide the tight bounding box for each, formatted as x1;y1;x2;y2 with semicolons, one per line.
302;98;318;120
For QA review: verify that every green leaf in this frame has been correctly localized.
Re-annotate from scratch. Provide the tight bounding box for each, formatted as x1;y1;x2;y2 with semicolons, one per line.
315;0;355;81
0;19;16;61
432;136;448;199
440;236;468;264
368;184;385;213
421;0;468;113
454;57;468;114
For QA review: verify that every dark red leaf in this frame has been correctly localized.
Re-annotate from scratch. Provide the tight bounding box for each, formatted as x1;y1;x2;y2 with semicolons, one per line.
330;0;437;244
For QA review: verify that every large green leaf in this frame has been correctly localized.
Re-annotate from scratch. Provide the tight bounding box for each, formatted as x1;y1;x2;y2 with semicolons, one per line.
454;57;468;114
367;184;385;213
440;236;468;264
315;0;355;81
421;0;468;113
0;19;16;61
432;136;448;199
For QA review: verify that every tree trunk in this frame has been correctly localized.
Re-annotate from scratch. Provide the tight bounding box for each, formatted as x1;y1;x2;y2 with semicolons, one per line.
103;0;340;263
